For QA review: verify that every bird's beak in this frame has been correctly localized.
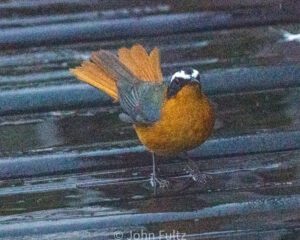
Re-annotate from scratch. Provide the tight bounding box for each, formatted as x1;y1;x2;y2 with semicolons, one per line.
191;77;201;84
190;78;201;90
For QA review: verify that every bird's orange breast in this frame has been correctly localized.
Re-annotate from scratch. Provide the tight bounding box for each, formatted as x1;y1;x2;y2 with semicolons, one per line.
134;85;215;155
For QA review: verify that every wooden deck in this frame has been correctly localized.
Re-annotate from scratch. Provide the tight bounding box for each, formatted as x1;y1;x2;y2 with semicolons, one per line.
0;1;299;239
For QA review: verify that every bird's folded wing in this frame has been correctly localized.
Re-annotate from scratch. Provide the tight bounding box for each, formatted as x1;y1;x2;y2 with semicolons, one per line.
118;82;166;124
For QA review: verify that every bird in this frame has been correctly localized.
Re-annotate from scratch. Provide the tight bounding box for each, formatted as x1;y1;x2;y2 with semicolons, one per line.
70;44;215;193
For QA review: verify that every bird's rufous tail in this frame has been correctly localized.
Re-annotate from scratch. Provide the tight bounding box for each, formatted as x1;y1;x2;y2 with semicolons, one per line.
70;44;163;101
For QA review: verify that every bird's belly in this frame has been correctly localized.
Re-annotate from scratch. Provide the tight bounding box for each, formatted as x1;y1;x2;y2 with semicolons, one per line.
134;89;215;155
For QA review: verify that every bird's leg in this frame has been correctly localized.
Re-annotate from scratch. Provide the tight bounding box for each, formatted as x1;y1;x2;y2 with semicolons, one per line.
180;152;212;184
150;152;169;194
150;152;158;195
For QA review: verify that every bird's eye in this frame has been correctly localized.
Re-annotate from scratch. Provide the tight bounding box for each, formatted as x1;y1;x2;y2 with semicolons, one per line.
174;78;180;84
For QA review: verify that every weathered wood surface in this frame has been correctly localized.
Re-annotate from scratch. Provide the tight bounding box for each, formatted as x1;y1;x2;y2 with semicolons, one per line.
0;1;299;239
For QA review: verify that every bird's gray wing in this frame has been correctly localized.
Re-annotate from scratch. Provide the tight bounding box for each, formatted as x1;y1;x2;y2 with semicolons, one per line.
118;81;166;124
91;50;166;124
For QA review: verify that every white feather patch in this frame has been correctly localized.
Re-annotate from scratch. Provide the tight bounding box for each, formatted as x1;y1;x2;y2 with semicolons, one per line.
191;69;199;79
171;69;200;82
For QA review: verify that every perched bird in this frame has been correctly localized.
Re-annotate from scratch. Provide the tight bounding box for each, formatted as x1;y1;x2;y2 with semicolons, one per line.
70;44;215;191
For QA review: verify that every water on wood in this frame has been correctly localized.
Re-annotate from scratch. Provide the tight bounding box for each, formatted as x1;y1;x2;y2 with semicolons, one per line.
0;1;299;239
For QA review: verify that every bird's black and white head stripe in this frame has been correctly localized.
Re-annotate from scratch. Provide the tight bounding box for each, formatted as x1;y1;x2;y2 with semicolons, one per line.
167;68;201;98
170;69;200;82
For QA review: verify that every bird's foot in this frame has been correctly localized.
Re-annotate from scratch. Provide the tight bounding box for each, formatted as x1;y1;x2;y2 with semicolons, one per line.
184;158;212;185
189;172;212;184
150;174;169;189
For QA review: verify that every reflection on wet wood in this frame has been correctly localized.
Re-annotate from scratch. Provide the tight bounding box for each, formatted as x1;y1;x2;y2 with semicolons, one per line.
0;0;299;239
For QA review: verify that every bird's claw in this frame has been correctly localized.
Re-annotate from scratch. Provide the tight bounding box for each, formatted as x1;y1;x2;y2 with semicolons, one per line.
189;172;212;184
184;159;212;184
150;174;169;189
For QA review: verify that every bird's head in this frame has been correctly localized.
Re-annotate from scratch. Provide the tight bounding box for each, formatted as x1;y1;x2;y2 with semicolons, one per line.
166;68;201;98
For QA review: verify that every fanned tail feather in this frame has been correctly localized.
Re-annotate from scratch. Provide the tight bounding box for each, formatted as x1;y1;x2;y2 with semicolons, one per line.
70;44;163;101
118;44;163;82
70;60;119;101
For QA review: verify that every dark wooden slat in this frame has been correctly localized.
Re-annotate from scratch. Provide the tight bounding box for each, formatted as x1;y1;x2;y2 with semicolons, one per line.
0;195;298;238
0;2;171;28
0;228;298;240
2;23;299;75
1;130;299;179
0;1;299;49
1;86;299;155
1;64;299;115
1;24;299;114
0;0;292;35
0;0;284;12
0;84;110;116
1;149;298;197
0;0;291;28
0;148;298;238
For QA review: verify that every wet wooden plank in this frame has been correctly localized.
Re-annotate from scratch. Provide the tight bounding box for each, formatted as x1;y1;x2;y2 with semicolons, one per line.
0;1;299;239
0;148;299;237
1;148;299;197
0;196;299;238
0;130;299;180
0;0;298;49
0;24;299;115
0;86;299;177
1;24;299;84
